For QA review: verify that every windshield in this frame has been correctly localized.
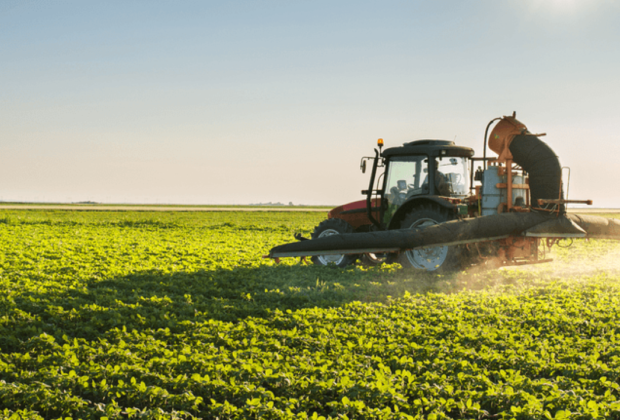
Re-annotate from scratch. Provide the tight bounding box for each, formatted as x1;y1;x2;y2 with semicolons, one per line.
436;157;469;197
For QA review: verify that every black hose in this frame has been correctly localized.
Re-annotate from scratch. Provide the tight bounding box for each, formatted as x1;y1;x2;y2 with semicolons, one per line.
483;118;501;170
509;135;563;213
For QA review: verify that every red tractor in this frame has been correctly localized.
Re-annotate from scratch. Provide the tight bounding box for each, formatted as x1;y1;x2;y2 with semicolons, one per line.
267;114;618;271
312;139;474;270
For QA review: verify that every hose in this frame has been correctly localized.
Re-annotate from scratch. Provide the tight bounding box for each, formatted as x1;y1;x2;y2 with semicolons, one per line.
483;117;501;170
509;134;563;213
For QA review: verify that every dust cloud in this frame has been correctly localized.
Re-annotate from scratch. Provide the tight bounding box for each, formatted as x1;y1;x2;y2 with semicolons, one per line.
442;239;620;294
505;241;620;278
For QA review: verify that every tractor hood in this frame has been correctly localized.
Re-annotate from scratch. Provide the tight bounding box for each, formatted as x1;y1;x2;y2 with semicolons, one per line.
328;198;381;230
327;199;367;219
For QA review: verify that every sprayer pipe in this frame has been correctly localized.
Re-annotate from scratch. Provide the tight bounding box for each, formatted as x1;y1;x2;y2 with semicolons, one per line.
483;118;501;170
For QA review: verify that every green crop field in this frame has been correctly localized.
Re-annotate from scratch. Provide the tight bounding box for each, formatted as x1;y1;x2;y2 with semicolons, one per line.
1;210;620;419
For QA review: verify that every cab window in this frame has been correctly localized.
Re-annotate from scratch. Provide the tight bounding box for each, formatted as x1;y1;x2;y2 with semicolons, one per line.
385;156;428;208
436;157;470;197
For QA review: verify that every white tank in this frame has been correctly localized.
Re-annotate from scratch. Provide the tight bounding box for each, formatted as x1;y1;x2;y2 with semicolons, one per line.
481;167;526;216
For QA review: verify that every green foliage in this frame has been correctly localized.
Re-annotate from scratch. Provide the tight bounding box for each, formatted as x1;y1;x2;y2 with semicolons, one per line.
1;209;620;419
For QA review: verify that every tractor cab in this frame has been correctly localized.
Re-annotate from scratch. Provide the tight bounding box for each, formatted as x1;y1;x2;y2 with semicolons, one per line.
383;140;471;204
365;139;475;229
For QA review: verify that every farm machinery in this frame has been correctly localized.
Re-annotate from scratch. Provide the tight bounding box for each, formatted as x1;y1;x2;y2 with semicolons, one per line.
265;113;620;271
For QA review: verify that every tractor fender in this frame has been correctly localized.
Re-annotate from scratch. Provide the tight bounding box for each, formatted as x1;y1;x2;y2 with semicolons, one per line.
387;196;456;230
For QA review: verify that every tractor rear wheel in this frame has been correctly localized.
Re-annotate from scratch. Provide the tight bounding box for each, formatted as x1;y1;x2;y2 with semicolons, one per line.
310;218;357;267
393;205;462;271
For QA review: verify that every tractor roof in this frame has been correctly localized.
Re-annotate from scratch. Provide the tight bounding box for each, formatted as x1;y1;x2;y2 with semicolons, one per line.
382;139;474;158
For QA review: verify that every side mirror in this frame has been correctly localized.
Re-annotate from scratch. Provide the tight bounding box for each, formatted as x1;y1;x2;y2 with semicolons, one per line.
361;160;367;173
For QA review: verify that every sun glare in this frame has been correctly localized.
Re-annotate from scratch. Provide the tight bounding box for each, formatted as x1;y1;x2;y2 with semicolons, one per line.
547;0;583;12
551;0;577;8
526;0;585;14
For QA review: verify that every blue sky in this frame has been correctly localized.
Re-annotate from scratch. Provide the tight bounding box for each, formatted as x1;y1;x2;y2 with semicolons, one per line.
1;0;619;206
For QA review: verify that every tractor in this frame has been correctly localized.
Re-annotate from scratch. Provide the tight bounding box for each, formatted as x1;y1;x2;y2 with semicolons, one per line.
312;139;475;270
267;113;617;271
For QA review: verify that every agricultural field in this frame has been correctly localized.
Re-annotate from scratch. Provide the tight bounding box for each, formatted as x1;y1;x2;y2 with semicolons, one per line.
1;209;620;419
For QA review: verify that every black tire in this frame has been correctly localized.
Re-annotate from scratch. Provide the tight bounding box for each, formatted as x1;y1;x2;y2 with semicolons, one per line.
391;204;463;272
310;218;357;267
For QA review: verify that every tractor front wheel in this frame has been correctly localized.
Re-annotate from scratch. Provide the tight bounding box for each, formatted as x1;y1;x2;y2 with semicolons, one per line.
311;218;357;267
393;205;462;272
